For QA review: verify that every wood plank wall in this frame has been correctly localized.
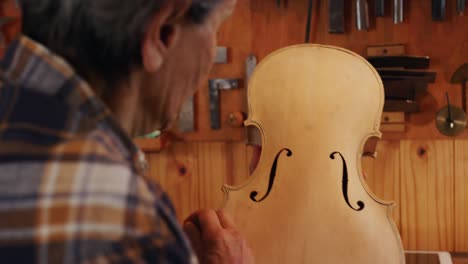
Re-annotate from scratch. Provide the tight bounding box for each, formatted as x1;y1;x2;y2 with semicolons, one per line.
146;0;468;253
148;140;467;252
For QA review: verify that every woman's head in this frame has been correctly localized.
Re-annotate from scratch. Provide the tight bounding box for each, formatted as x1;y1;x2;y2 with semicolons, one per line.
19;0;236;135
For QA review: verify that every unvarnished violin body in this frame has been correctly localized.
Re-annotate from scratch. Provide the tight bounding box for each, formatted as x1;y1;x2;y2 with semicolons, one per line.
223;45;405;263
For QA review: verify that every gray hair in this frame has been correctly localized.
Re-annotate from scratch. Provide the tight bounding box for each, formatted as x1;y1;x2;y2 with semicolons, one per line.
18;0;220;85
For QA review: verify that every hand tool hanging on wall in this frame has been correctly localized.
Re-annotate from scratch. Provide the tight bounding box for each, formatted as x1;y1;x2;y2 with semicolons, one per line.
226;55;257;129
244;55;262;146
209;79;240;130
381;75;435;85
451;63;468;113
457;0;466;15
356;0;370;31
384;100;420;112
383;79;428;100
436;92;467;137
178;97;196;133
367;44;406;57
305;0;313;42
375;0;385;17
179;47;229;132
329;0;345;33
393;0;403;24
378;69;437;83
215;46;228;64
246;55;257;83
432;0;446;21
367;56;430;69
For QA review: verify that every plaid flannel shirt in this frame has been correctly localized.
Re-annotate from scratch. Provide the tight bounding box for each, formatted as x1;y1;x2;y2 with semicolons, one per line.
0;35;197;264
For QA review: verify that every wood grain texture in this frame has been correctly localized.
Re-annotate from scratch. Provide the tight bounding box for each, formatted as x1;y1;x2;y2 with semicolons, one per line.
400;140;454;251
146;139;467;253
196;142;229;210
362;140;401;230
225;142;251;186
147;143;200;222
146;142;251;222
454;140;468;252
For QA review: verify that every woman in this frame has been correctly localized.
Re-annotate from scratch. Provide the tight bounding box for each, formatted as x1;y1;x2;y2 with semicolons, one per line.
0;0;253;263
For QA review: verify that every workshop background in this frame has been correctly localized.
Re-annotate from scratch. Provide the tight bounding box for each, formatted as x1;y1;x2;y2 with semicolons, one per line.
1;0;467;255
146;0;468;253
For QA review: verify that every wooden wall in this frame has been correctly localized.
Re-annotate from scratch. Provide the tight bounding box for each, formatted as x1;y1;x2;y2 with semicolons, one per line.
200;0;468;141
145;0;468;253
148;140;467;252
363;140;457;251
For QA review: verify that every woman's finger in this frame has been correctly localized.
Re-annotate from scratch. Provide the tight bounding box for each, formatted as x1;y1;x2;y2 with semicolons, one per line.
216;210;236;229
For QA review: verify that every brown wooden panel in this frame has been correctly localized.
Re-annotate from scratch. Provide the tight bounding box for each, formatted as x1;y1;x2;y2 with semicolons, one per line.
362;140;401;230
147;143;201;222
225;142;250;186
195;142;229;210
405;253;440;264
146;142;250;222
400;140;454;251
452;252;468;264
454;140;468;252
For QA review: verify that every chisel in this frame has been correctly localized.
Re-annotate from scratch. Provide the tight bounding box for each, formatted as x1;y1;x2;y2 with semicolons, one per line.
432;0;446;21
209;79;239;130
368;56;430;69
377;69;437;83
305;0;313;42
383;79;428;100
245;55;261;146
329;0;345;33
375;0;385;17
356;0;369;31
384;100;420;113
393;0;403;24
381;75;436;85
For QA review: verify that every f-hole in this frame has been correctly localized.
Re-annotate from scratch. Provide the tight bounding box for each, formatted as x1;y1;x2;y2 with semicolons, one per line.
250;148;293;202
330;152;365;211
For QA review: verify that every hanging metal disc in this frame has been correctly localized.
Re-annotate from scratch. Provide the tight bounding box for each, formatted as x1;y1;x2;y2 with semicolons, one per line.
435;105;467;137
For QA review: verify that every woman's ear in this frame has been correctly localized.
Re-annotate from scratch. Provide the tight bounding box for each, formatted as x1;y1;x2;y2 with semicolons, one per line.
142;3;186;73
